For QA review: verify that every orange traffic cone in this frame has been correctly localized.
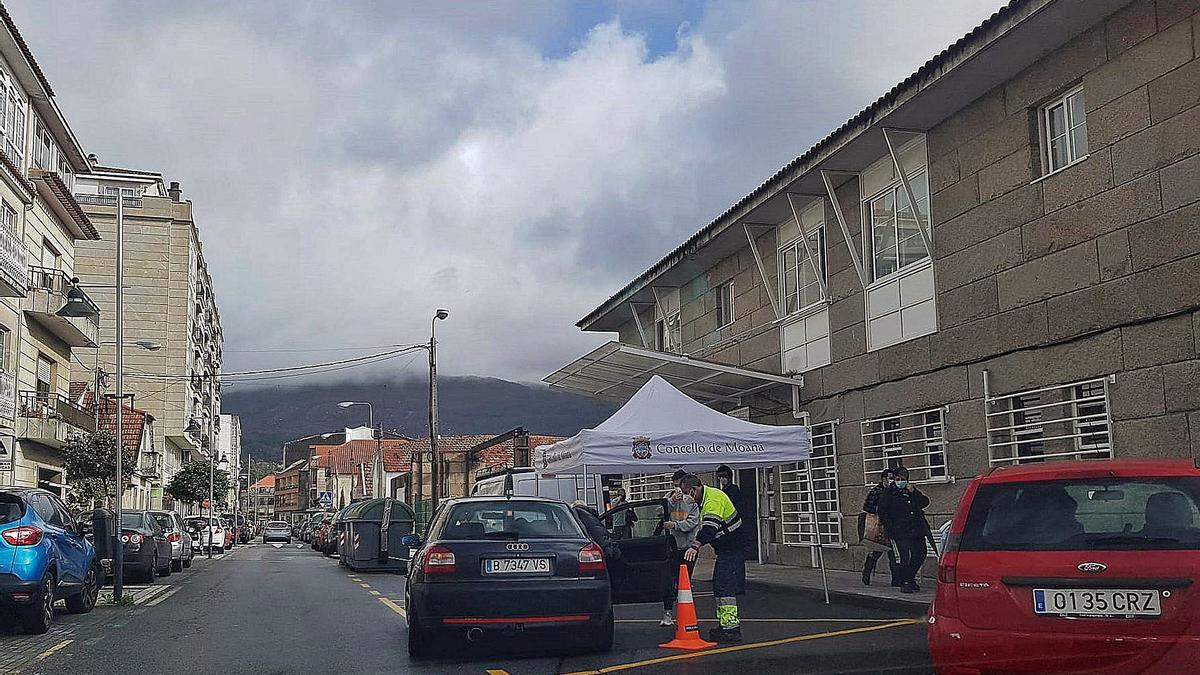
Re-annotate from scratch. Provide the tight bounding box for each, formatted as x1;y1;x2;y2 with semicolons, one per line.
659;564;717;650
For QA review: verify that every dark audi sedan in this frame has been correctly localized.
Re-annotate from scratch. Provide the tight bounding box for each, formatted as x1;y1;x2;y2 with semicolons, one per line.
404;496;670;657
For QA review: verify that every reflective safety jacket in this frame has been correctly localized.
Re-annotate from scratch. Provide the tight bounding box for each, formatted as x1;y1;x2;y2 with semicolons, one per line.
694;485;743;553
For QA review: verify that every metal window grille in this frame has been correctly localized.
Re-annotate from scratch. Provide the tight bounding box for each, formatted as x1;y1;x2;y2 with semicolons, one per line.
779;422;841;546
861;408;947;484
626;473;674;502
985;376;1113;465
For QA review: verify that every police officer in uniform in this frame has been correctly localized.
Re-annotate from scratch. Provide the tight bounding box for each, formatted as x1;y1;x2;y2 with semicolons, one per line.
680;474;745;643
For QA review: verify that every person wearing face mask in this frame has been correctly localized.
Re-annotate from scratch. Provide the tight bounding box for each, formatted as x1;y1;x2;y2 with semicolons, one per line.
876;466;931;594
680;474;745;643
659;470;700;627
858;468;900;587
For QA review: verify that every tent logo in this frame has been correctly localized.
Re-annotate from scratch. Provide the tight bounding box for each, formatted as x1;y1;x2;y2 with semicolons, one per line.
631;436;653;460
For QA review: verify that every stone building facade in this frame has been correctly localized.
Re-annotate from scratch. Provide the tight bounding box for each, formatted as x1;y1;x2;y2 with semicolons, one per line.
552;0;1200;572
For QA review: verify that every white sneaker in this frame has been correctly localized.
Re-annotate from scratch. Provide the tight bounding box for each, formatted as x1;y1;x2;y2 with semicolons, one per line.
660;611;675;627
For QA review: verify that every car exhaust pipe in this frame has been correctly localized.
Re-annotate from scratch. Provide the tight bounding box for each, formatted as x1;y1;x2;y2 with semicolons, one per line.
466;627;483;642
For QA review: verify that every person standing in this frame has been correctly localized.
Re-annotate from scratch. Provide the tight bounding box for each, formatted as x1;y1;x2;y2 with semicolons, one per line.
572;500;625;586
876;467;930;594
680;474;744;643
859;468;899;586
608;488;636;540
660;470;700;627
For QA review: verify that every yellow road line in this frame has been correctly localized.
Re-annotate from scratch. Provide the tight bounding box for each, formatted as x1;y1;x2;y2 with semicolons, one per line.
561;619;921;675
34;639;73;661
615;617;912;623
360;583;371;588
350;578;362;582
379;597;406;618
486;671;511;675
369;590;382;596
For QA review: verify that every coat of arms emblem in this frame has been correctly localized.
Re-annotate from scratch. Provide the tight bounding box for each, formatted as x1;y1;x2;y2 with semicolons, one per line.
631;436;652;460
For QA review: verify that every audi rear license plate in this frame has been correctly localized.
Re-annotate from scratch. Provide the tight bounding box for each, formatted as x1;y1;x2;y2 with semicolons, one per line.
1033;588;1161;618
484;558;552;575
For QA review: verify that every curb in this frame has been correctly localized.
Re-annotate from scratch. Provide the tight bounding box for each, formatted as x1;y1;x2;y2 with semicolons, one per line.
745;577;932;613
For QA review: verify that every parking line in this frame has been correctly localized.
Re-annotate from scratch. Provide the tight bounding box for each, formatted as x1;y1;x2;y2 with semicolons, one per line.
34;639;73;661
379;597;406;618
560;619;921;675
360;583;371;588
486;670;511;675
369;590;381;596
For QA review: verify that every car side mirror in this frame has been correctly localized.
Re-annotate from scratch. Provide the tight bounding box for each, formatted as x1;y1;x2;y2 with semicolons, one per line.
400;534;421;548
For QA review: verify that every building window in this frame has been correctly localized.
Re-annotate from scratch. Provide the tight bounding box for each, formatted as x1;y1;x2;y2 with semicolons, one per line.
865;170;930;283
1;201;15;233
779;201;827;315
626;473;674;502
1040;86;1088;174
0;325;9;371
0;74;24;168
779;422;841;546
716;282;734;328
985;377;1112;465
36;354;54;398
33;117;54;172
861;407;947;484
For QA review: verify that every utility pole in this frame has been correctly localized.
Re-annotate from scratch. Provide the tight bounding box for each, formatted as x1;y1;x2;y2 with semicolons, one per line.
113;192;125;602
428;309;448;509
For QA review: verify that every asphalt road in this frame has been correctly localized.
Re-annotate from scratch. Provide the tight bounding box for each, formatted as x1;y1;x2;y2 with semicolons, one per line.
28;543;932;674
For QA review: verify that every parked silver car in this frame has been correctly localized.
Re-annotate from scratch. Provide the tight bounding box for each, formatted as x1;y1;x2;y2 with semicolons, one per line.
262;520;291;544
149;510;194;572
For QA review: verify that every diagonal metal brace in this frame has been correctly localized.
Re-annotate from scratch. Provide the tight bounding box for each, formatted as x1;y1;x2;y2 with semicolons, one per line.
784;193;828;302
742;223;782;319
882;128;933;258
820;170;867;289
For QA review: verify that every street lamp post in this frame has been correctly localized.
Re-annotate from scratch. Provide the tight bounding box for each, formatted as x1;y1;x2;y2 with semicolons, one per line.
428;309;449;510
337;401;378;498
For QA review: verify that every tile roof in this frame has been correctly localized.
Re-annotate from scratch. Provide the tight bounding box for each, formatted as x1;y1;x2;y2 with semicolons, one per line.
325;439;411;475
391;434;566;472
251;474;276;490
95;396;152;452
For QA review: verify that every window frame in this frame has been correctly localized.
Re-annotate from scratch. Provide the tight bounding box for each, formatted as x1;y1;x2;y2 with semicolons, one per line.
861;407;949;485
778;208;827;316
863;168;931;286
1038;85;1088;176
716;281;735;328
779;421;842;547
984;376;1114;466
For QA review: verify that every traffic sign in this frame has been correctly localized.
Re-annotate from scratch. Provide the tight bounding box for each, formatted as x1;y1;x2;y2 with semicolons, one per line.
318;491;333;508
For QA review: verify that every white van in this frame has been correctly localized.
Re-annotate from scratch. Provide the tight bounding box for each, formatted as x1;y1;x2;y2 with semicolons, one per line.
471;469;602;509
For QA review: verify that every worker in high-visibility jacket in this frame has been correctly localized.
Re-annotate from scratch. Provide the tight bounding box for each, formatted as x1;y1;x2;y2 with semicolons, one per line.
681;473;745;643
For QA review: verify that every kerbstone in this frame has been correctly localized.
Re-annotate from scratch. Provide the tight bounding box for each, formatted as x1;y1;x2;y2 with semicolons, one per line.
1084;20;1194;108
997;241;1099;310
1021;173;1161;259
1163;359;1200;412
1121;313;1196;369
1109;366;1166;420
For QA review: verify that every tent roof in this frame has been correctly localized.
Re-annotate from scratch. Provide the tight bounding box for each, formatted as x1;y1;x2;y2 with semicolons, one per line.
535;376;810;474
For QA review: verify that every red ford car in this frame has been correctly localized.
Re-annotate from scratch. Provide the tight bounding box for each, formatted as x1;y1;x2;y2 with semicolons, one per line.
929;459;1200;674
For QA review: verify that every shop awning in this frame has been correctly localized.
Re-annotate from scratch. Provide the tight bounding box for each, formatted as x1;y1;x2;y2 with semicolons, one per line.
544;341;802;405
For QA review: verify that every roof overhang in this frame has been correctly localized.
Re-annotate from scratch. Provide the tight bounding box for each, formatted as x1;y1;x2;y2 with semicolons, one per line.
545;340;801;405
579;0;1131;332
30;170;100;240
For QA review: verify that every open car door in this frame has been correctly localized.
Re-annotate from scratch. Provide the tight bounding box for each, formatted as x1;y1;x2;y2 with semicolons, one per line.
600;499;673;605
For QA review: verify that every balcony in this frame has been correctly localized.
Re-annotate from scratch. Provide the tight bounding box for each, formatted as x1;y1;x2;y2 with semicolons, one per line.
136;451;163;479
0;225;25;297
74;193;143;209
18;391;97;449
24;267;99;347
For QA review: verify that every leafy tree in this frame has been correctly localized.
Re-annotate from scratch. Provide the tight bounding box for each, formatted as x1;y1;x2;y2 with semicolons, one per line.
61;430;137;510
166;460;232;507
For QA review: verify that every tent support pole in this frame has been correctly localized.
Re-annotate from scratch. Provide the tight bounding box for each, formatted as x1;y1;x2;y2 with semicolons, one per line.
806;459;830;604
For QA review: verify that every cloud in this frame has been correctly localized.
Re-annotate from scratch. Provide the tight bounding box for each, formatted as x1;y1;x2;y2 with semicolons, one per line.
7;0;1001;384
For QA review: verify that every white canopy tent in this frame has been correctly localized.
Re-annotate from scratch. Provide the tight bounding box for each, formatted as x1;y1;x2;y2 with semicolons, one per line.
535;375;831;602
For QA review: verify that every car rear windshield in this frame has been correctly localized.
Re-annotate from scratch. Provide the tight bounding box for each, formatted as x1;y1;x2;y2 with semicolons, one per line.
440;501;584;540
960;477;1200;551
121;513;145;528
267;521;289;528
0;495;25;524
152;514;175;530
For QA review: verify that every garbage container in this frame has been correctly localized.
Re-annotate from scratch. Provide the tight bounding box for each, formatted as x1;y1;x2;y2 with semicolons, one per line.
341;498;416;573
333;505;353;567
79;509;116;584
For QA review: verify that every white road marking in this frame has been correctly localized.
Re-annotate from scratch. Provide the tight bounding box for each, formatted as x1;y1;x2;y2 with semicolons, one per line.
144;587;181;607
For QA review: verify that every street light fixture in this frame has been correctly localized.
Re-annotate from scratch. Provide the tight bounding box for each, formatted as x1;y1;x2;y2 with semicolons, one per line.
428;308;449;514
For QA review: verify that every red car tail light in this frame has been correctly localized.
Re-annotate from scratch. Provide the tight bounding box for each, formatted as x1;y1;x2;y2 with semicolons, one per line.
579;542;606;574
167;532;181;542
938;532;961;585
2;525;43;546
422;545;456;574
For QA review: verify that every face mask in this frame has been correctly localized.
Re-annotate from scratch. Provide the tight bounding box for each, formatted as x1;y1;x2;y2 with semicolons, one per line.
718;477;730;488
894;479;908;489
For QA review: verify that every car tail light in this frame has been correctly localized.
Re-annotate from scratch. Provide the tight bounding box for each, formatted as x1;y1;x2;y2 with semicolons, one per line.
2;525;43;546
937;531;961;585
579;542;606;574
422;545;456;574
168;532;181;542
120;531;144;546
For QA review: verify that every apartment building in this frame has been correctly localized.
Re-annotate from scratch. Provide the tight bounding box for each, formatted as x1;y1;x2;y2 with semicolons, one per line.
273;459;306;523
550;0;1200;572
249;473;275;523
71;166;223;508
0;8;103;495
217;413;241;508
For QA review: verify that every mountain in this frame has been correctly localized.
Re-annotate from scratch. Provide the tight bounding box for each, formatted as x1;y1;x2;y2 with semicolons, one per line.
222;376;617;464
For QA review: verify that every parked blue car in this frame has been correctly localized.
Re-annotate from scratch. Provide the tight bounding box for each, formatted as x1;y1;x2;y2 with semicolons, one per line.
0;488;100;634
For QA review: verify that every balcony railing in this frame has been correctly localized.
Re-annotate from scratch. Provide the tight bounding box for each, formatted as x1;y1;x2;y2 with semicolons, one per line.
26;265;101;337
73;193;142;208
18;390;97;447
0;225;26;297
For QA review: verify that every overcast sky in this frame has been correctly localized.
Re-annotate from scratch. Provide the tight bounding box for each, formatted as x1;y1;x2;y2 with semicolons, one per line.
9;0;1000;386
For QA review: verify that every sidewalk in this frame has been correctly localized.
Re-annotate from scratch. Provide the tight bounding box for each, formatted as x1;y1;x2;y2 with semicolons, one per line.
691;557;933;612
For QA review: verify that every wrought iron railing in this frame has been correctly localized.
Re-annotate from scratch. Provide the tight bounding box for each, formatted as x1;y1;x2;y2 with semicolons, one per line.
0;225;26;292
18;390;97;433
73;193;142;208
27;265;100;330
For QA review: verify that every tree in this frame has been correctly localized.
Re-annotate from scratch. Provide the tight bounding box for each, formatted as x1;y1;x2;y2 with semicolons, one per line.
166;460;232;507
61;430;137;510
